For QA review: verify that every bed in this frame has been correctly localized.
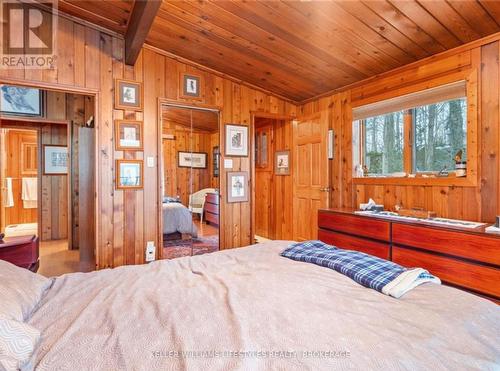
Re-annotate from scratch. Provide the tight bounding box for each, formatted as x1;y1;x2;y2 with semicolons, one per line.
4;241;500;370
162;201;197;238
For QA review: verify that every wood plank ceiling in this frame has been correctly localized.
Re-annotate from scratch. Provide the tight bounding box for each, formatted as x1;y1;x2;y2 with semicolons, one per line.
55;0;500;103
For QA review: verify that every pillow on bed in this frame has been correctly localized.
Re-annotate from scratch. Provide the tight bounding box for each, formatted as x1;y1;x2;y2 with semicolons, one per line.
0;260;52;322
0;318;40;371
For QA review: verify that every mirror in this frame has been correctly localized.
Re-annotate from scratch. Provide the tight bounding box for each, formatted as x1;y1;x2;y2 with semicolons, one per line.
161;105;220;259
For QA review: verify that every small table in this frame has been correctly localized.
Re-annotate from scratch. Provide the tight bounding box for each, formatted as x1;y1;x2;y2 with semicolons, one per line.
0;235;39;272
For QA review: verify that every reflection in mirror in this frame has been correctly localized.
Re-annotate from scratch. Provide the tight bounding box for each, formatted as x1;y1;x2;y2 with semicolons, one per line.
161;105;220;259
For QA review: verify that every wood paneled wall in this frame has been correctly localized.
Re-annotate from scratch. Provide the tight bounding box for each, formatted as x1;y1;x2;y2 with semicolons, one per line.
0;13;296;268
300;40;500;223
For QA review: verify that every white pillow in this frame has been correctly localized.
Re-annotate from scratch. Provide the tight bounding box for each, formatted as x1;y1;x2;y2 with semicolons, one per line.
0;259;52;322
0;318;40;371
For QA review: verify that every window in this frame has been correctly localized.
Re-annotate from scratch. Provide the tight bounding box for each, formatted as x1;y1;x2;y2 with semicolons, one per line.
363;111;404;175
353;81;467;177
413;98;466;172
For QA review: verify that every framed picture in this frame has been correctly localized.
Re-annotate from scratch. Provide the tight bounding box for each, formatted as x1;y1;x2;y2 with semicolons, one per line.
227;171;248;203
115;120;143;150
225;124;248;157
114;79;143;111
0;85;42;116
275;150;290;175
213;146;220;177
178;151;207;169
116;159;143;189
43;145;68;175
179;72;203;100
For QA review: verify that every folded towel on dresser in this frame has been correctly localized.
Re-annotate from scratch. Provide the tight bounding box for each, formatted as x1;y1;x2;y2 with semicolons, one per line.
5;177;14;207
21;177;37;209
281;240;441;298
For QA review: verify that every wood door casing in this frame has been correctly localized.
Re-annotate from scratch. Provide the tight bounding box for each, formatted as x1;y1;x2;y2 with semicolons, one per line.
292;112;329;241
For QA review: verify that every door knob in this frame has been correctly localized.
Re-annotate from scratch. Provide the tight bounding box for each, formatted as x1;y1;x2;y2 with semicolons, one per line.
320;187;331;192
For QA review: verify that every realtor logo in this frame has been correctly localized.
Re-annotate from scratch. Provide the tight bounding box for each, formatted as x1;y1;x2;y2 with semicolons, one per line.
1;0;57;69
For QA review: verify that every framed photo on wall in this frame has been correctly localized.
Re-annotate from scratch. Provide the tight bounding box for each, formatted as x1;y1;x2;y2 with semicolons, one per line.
225;124;248;157
116;159;143;189
115;120;143;150
0;85;42;116
114;79;143;111
275;150;290;175
178;151;207;169
227;171;248;203
43;145;68;175
179;72;203;100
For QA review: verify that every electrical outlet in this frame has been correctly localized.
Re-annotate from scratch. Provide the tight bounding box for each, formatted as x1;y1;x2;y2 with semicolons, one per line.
145;241;156;262
147;156;155;168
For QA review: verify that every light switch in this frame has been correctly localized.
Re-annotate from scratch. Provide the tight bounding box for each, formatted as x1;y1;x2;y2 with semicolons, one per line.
224;158;233;169
147;156;155;167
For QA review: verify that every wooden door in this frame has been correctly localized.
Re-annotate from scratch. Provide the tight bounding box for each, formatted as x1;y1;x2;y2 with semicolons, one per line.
255;123;273;239
292;112;330;241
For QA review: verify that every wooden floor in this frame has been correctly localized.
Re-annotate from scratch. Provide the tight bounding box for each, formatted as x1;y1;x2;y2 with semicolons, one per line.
38;240;94;277
195;219;219;237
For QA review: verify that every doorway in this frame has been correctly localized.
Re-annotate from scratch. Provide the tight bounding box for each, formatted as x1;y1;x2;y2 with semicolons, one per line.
0;84;96;276
160;103;220;259
253;115;294;242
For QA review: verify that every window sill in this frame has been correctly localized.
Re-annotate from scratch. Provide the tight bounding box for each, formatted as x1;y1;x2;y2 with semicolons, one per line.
352;175;477;187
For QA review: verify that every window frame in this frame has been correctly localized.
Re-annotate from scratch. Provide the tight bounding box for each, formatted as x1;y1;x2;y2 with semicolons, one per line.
352;71;478;187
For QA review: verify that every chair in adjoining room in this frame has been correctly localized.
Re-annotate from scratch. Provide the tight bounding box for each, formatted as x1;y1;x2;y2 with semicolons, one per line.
188;188;216;223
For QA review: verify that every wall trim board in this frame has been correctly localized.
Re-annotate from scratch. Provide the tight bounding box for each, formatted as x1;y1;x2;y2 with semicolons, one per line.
300;32;500;105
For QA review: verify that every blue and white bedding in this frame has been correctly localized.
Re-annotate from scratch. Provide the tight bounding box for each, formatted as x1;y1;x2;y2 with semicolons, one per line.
281;240;440;298
162;202;197;237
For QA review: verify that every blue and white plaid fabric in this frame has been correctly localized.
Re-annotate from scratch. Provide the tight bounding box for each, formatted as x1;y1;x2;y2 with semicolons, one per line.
281;241;440;297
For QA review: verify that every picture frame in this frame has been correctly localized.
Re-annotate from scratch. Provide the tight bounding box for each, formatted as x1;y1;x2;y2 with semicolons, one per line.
227;171;248;203
116;159;143;190
177;151;207;169
213;146;220;177
114;120;143;151
0;85;43;116
275;150;291;175
179;72;203;100
225;124;249;157
43;145;68;175
114;79;143;111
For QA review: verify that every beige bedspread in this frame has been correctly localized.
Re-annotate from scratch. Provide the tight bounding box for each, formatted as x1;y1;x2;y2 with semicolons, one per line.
28;241;500;370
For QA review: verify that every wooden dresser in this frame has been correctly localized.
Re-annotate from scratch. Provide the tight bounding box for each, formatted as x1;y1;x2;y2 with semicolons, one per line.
318;209;500;302
204;193;219;226
0;235;39;272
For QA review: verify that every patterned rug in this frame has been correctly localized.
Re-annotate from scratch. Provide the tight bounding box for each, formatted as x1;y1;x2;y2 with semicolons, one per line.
163;235;219;260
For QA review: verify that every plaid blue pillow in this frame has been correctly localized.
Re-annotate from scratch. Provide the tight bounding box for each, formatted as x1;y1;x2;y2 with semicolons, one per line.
281;240;436;296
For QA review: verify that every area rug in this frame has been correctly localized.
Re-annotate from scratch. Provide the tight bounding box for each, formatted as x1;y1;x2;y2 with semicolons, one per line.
163;235;219;260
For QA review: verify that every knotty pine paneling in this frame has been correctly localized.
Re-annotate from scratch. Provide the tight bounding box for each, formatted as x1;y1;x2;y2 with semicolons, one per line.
300;41;500;223
0;13;295;268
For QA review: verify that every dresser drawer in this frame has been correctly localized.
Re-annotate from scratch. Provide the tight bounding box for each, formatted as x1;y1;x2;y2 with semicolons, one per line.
205;193;219;205
392;223;500;265
318;211;390;242
393;246;500;298
204;202;219;214
205;211;219;225
318;229;390;260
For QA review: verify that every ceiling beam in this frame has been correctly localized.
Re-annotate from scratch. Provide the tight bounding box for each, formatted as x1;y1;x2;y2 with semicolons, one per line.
125;0;162;66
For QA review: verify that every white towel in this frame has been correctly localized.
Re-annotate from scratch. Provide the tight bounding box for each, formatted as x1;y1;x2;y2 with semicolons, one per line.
21;177;37;209
5;177;14;207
